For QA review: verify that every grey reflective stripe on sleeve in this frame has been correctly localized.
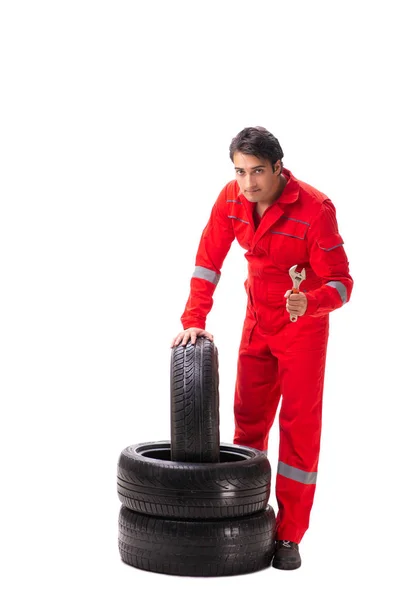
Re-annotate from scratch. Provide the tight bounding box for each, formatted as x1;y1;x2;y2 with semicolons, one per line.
277;461;317;484
226;199;242;204
326;281;347;304
192;266;221;285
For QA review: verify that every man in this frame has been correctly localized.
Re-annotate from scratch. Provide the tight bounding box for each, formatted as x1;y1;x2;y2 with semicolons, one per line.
171;126;353;570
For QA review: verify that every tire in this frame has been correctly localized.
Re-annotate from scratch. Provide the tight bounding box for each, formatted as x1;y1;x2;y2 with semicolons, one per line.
170;337;219;462
117;441;271;519
118;504;276;577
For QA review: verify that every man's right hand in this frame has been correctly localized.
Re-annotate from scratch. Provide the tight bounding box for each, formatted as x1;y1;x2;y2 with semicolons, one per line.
171;328;214;348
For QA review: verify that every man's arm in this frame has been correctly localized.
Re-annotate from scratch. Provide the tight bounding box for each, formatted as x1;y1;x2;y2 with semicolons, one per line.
180;185;235;329
305;198;354;317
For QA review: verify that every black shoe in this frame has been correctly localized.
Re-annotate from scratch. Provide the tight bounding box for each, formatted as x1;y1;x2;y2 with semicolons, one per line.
272;540;301;570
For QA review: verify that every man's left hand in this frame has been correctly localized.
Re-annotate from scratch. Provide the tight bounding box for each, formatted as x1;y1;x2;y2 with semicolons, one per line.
284;290;308;318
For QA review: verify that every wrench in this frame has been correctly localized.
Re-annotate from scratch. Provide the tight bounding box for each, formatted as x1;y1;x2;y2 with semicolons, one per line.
288;265;306;322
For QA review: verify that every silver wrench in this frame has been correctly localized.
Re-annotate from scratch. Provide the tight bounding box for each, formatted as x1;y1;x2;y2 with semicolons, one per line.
288;265;306;322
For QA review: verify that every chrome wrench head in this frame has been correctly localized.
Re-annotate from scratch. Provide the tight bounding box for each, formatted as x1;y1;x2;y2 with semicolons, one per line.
289;265;306;289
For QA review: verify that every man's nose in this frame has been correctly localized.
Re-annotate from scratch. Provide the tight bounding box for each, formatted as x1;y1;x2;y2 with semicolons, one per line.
245;176;257;190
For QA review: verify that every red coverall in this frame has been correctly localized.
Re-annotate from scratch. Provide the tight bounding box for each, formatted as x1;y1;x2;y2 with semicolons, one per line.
180;167;353;543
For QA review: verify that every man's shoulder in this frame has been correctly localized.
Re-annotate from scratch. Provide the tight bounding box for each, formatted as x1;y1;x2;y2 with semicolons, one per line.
288;172;333;224
222;179;240;198
296;175;329;205
214;179;241;209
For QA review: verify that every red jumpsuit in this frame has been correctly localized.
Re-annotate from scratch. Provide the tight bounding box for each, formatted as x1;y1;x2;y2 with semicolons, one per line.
180;167;353;543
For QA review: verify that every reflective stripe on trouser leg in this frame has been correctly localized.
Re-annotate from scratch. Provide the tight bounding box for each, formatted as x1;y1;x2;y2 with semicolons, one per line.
277;462;317;484
274;317;329;543
233;321;281;452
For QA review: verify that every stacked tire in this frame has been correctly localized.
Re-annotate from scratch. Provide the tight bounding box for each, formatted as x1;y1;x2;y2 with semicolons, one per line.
117;337;276;576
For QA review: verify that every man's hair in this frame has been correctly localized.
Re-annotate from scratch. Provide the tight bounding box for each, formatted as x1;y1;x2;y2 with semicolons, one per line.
229;126;284;171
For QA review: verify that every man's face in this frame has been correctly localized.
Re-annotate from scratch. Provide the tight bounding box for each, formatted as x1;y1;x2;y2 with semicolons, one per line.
233;152;281;204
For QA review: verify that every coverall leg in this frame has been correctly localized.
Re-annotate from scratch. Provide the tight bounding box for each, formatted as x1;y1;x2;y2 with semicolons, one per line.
233;313;329;544
233;312;281;450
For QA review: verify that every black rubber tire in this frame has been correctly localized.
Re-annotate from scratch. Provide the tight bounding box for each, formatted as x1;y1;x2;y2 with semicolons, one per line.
170;337;220;462
117;441;271;519
118;504;276;577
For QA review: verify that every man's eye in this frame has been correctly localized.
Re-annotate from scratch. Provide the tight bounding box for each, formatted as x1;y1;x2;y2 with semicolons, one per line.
255;169;264;173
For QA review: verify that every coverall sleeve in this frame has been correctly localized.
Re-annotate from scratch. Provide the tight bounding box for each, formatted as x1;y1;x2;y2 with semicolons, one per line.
305;198;354;317
180;186;235;330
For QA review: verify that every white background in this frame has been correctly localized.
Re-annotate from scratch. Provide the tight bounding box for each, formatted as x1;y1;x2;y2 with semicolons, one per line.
1;1;399;598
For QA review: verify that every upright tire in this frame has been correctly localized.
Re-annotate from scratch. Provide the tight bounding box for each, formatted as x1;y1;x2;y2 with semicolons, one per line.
117;441;271;519
118;504;276;577
170;337;220;462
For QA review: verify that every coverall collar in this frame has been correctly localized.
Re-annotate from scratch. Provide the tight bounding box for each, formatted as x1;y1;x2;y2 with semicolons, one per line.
276;168;300;204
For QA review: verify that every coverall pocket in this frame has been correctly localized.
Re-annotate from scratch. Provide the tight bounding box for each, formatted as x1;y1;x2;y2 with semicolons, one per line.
267;219;309;270
244;279;257;318
240;316;257;351
284;313;329;353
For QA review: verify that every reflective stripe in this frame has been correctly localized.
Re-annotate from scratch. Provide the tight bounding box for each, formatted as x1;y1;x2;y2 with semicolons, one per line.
319;243;344;251
228;215;250;225
270;230;305;240
278;461;317;484
282;216;310;226
326;281;347;303
192;266;220;285
226;199;242;204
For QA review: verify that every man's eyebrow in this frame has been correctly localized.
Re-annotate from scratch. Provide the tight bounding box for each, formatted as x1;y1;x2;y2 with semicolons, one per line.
234;165;265;170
